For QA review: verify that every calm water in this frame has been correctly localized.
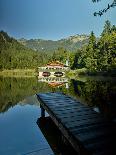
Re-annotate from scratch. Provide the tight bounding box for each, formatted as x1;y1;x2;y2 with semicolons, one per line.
0;76;116;155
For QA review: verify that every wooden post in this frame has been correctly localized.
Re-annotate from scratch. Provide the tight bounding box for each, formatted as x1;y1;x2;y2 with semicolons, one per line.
40;104;45;118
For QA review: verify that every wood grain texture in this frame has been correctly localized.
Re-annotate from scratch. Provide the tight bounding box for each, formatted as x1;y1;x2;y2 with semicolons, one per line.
37;92;116;155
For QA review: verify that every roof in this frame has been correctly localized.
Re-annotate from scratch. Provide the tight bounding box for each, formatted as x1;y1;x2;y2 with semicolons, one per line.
47;61;64;67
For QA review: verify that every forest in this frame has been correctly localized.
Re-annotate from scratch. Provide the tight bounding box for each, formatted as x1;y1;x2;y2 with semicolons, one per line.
0;20;116;76
0;31;49;69
70;20;116;75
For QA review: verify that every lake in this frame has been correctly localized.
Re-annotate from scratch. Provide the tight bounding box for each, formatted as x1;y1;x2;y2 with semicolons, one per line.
0;76;116;155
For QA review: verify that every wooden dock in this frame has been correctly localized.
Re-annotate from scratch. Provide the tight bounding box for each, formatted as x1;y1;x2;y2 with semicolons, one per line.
36;92;116;155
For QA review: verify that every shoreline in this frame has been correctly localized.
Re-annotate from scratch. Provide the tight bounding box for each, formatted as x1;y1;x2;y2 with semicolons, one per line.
0;69;116;78
66;68;116;78
0;69;37;77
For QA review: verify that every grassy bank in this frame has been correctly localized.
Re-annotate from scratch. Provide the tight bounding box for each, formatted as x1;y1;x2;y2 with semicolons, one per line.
66;68;87;78
66;68;116;78
0;69;36;77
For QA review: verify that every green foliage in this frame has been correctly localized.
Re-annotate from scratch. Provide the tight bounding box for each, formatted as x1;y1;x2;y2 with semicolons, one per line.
0;31;50;70
101;20;111;36
0;76;69;112
69;78;116;118
97;21;116;71
84;31;98;71
0;77;54;112
0;20;115;76
51;47;69;64
71;20;116;75
19;34;89;52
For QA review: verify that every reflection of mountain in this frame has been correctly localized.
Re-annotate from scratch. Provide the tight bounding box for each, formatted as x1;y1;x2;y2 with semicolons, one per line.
0;76;69;113
0;76;116;119
19;95;39;106
0;77;52;113
38;77;69;88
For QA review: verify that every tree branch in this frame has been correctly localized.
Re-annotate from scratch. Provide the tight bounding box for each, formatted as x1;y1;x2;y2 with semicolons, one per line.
93;0;116;16
92;0;101;2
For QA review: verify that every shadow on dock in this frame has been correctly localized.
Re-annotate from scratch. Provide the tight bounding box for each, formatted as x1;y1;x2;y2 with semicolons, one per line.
37;116;78;155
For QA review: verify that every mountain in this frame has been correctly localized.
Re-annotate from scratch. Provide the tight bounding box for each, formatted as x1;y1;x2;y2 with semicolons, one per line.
0;31;48;69
18;34;89;52
0;31;89;70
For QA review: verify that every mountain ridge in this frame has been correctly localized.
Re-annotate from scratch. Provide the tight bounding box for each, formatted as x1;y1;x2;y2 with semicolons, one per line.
18;34;89;52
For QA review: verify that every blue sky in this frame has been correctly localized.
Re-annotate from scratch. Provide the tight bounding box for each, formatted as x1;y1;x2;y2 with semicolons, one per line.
0;0;115;40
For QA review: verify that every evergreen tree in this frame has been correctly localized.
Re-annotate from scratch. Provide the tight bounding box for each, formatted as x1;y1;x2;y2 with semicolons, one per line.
98;20;116;71
84;31;97;71
101;20;111;36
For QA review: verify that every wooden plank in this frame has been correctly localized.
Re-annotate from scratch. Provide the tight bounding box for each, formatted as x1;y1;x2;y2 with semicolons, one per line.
62;113;105;122
49;107;92;116
66;118;108;130
41;99;82;106
53;108;97;116
36;92;116;155
60;115;104;124
75;127;115;142
70;122;113;134
44;102;82;108
37;94;86;154
55;110;97;118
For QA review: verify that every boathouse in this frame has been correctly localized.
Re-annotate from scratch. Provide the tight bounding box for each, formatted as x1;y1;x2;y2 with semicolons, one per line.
38;61;69;77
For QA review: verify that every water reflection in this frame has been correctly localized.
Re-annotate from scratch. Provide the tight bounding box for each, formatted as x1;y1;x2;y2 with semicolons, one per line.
0;76;52;113
37;117;77;155
38;77;69;88
0;98;52;155
0;76;116;155
69;78;116;119
0;76;116;119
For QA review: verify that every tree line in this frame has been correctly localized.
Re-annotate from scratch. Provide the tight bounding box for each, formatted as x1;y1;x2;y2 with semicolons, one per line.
0;20;116;75
0;31;50;70
70;20;116;75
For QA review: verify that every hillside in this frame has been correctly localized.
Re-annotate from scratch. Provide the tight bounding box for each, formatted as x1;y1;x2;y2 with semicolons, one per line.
18;34;89;52
0;31;48;70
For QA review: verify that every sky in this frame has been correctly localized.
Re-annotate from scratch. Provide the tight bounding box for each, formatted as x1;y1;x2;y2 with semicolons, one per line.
0;0;116;40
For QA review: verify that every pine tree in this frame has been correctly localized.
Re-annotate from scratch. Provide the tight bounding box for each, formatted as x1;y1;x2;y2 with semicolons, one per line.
101;20;111;36
98;21;116;71
84;31;97;72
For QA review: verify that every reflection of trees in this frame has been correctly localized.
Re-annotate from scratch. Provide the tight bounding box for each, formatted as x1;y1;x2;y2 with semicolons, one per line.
69;79;116;118
0;77;53;113
0;77;116;118
0;77;69;113
67;79;83;97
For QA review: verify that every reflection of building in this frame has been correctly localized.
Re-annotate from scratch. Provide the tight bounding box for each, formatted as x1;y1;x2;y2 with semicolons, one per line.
38;77;69;88
38;61;69;78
